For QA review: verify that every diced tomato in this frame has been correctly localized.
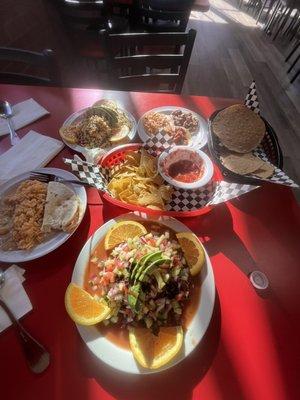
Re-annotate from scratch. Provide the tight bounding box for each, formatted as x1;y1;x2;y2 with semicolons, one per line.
105;271;115;283
176;292;184;301
114;259;123;269
135;251;141;259
106;264;114;272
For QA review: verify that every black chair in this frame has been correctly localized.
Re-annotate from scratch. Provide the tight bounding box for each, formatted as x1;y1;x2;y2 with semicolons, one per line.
132;0;194;32
256;0;277;24
100;28;196;93
57;0;107;59
264;0;299;39
286;37;300;82
0;48;60;86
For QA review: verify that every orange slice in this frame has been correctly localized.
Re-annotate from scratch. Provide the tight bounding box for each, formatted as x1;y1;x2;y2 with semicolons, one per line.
129;326;183;369
65;283;111;325
176;232;205;276
104;220;147;251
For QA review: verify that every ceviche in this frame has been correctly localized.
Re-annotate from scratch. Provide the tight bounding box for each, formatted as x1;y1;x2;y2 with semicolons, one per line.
89;227;190;333
65;219;205;370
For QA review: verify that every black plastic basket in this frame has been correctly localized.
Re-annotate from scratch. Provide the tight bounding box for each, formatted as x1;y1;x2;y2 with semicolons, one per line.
208;109;283;186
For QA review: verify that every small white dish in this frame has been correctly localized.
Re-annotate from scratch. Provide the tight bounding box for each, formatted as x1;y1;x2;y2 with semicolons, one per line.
158;146;214;190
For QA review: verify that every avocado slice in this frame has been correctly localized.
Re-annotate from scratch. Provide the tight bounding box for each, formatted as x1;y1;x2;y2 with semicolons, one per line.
100;106;119;126
130;253;150;283
138;258;171;283
128;253;170;312
85;106;118;126
153;270;166;290
129;259;137;274
133;251;163;284
127;283;141;311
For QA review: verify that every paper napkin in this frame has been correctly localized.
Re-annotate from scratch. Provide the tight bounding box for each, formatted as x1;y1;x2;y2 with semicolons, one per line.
0;265;32;333
0;98;49;136
0;130;64;185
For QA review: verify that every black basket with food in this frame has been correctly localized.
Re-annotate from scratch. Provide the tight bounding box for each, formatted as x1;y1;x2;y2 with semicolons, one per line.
208;105;283;186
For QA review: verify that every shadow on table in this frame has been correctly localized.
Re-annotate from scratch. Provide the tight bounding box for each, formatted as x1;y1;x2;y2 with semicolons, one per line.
186;202;258;277
15;204;92;280
77;293;221;400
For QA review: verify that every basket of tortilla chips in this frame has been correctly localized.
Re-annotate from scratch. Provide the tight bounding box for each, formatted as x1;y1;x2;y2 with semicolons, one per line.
99;143;213;217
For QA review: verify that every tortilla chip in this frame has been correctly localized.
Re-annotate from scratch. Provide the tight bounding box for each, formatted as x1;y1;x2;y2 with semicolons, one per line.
107;150;172;209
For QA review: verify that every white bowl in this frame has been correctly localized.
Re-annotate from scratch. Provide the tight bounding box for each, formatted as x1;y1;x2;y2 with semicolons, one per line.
158;146;214;190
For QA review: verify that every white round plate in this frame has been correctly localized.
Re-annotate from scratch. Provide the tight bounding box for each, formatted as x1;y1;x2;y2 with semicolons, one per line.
0;168;87;263
137;106;208;149
61;106;137;155
71;212;215;374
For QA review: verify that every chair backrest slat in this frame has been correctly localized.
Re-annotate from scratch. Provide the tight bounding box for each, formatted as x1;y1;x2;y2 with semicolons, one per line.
0;72;51;85
137;7;186;20
134;0;194;32
113;54;184;69
0;48;49;66
118;73;178;91
108;32;190;47
0;47;59;86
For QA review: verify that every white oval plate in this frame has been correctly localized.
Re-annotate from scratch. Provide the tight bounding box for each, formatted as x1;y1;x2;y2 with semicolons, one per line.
61;106;137;155
71;212;215;374
0;168;87;263
137;106;208;149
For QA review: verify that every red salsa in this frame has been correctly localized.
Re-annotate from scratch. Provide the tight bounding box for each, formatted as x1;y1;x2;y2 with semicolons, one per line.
167;159;204;183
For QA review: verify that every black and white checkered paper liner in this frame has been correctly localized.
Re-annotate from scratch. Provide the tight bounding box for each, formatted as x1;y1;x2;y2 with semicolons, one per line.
251;148;298;187
143;130;175;157
64;158;110;192
64;157;257;211
245;80;260;114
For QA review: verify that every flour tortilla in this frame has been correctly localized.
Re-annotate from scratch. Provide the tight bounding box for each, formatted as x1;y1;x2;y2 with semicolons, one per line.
252;162;275;179
221;152;265;175
212;104;265;153
42;182;80;233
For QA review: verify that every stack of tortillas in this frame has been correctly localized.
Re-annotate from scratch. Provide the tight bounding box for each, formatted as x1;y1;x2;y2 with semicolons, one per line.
42;182;82;233
211;104;275;178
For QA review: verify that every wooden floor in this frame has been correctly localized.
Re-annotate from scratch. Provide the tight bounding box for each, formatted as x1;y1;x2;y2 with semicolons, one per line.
184;0;300;199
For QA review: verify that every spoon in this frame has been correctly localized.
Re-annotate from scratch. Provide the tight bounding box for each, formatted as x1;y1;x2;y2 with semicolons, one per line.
0;268;50;373
0;101;20;145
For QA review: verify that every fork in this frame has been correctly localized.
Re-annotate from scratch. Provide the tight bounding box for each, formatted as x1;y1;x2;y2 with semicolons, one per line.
29;171;93;188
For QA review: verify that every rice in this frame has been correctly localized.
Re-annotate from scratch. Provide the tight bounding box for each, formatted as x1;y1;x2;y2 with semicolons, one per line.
76;115;112;148
4;180;47;249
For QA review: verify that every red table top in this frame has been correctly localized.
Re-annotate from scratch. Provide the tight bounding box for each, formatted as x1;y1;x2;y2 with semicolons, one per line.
0;84;299;400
